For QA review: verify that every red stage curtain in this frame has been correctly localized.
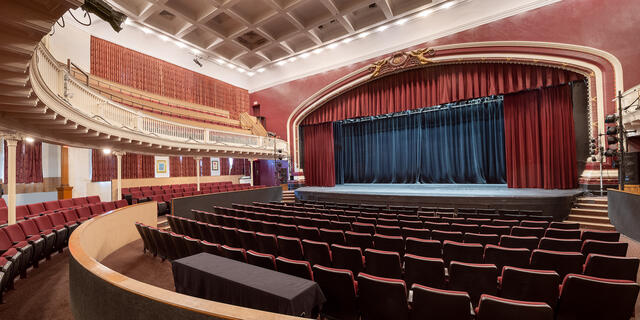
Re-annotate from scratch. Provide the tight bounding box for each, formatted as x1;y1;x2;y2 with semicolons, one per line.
91;149;116;182
303;123;335;187
3;141;43;184
170;156;182;177
201;157;211;176
220;158;230;176
504;85;577;189
303;63;583;125
141;155;155;178
90;37;249;117
181;157;197;177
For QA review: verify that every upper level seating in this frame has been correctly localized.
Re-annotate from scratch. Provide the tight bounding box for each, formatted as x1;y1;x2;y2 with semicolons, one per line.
149;200;639;320
0;196;130;302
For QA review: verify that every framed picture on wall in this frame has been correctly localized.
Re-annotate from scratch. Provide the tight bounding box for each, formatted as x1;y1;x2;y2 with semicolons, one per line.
156;160;167;173
212;160;219;171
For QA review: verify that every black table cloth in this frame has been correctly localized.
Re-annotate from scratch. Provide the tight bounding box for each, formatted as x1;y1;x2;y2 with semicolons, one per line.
172;253;325;317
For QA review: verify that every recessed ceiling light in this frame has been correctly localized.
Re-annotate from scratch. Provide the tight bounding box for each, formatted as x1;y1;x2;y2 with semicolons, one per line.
313;48;324;54
124;18;132;26
257;68;266;73
216;58;225;64
228;64;236;70
102;148;112;155
395;18;408;25
237;68;245;73
175;41;186;48
328;42;339;49
300;52;311;58
358;32;370;39
441;1;456;9
418;9;435;17
276;60;287;66
342;37;354;43
375;25;389;32
247;72;255;76
191;48;201;55
158;34;169;41
288;57;297;63
24;137;34;143
140;27;152;34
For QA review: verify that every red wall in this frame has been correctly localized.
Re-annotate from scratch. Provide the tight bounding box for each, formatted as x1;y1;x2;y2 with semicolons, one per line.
251;0;640;139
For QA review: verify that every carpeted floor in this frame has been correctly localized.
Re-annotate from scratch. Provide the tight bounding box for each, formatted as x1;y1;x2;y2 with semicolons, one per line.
2;235;640;319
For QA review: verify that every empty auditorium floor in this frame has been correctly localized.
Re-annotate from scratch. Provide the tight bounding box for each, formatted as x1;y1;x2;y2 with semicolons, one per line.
2;237;640;319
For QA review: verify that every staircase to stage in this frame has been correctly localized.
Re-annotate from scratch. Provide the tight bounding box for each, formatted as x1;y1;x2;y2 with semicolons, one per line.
566;196;615;231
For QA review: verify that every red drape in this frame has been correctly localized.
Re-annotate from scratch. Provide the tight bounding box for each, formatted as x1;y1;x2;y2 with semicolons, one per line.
201;157;211;176
181;157;197;177
303;63;583;125
3;141;43;184
90;36;249;117
220;158;230;176
303;123;335;187
91;149;116;182
230;158;250;175
504;85;577;189
122;154;155;179
170;156;182;177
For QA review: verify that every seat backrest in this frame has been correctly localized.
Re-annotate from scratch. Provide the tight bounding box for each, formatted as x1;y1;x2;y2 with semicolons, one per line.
277;236;304;260
358;273;408;320
58;199;74;208
18;220;40;236
246;250;276;270
220;245;246;263
583;254;640;281
500;266;560;308
401;227;430;240
255;232;278;256
548;222;580;230
405;237;442;258
27;203;46;215
275;257;313;280
463;232;499;247
544;228;581;240
313;265;358;320
34;215;55;231
331;244;364;276
483;245;530;271
0;228;14;251
364;248;402;279
480;225;511;236
102;201;117;212
72;197;88;206
442;241;484;266
302;239;332;267
530;249;584;279
581;230;620;242
448;261;497;306
404;254;445;289
373;234;404;255
519;220;549;229
499;235;539;251
16;205;30;219
538;237;582;252
319;228;346;246
43;200;61;211
4;224;27;242
48;212;68;227
511;226;545;238
87;204;103;217
556;274;639;320
86;195;101;204
410;284;470;320
431;230;464;243
476;294;553;320
345;231;373;251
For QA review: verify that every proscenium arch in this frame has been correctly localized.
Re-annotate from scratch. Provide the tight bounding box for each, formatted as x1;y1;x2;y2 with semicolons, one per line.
287;41;623;171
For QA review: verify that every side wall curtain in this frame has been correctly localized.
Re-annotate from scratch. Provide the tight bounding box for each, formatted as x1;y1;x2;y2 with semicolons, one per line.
303;63;583;125
231;158;250;175
201;157;211;176
504;85;577;189
3;141;43;184
302;123;336;186
220;158;230;176
335;98;505;184
91;149;116;182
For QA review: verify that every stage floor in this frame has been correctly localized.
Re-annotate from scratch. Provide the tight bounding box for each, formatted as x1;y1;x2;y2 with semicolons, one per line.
295;184;584;219
296;184;582;198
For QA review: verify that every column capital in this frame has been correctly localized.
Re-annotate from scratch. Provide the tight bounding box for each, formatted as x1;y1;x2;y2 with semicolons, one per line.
113;151;126;157
194;156;203;160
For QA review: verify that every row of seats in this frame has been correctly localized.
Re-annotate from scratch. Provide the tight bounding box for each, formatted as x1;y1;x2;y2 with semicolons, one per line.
146;217;639;320
193;209;627;258
235;202;555;223
0;195;111;225
0;199;129;302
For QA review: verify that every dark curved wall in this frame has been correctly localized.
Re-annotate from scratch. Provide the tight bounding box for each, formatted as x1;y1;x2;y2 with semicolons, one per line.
608;190;640;242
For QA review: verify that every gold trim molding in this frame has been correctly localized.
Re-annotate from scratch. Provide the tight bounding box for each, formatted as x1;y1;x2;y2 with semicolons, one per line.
369;47;436;78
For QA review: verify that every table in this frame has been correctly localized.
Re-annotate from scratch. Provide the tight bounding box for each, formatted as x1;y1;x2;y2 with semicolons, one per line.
172;253;325;317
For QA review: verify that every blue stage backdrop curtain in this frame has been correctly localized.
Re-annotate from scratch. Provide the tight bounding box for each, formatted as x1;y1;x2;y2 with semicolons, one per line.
335;98;506;184
303;122;335;186
504;84;577;189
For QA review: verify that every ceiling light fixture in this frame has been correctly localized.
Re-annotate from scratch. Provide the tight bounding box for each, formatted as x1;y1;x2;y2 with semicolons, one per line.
140;27;152;34
358;32;370;39
158;34;169;41
312;48;324;54
102;148;112;155
216;58;225;65
418;8;435;17
124;18;132;26
300;52;311;59
342;37;354;43
247;72;255;76
375;25;389;32
276;60;287;66
191;48;201;55
441;1;457;9
24;137;35;143
288;57;297;63
327;42;339;49
175;41;186;48
257;68;266;73
395;18;408;25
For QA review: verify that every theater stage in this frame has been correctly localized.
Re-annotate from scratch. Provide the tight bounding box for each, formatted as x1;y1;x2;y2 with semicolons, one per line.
295;184;584;220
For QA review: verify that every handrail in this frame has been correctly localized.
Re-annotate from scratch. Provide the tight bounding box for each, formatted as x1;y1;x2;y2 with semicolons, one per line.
34;43;289;153
68;59;89;86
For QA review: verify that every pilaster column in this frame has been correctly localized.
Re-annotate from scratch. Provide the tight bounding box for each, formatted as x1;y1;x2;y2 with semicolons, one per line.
249;159;255;186
5;138;17;225
113;151;125;200
195;157;202;191
57;146;73;199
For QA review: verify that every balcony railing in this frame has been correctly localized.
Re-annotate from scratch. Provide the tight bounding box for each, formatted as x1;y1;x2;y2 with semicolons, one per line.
34;43;288;154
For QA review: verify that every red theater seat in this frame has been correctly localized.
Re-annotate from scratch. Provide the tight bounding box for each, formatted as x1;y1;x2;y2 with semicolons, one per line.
499;266;560;308
448;261;497;306
405;237;442;258
298;226;321;241
331;244;364;276
556;274;639;320
442;241;484;266
276;236;304;260
475;295;553;320
4;224;44;267
313;265;358;320
373;234;404;256
86;196;101;204
364;248;402;279
26;203;48;216
302;239;332;267
544;228;581;240
246;250;275;270
43;200;61;211
275;257;313;280
58;199;75;209
403;254;445;289
530;249;584;279
583;253;639;281
114;199;129;208
581;230;620;242
499;235;539;251
538;237;582;252
255;232;278;256
484;245;530;271
410;285;470;320
511;226;545;238
319;228;346;246
18;220;55;259
72;197;89;206
0;228;30;278
16;205;33;220
357;273;408;320
101;201;117;212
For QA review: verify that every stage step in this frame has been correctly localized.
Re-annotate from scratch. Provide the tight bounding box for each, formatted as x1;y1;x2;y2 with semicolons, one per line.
157;216;170;230
569;207;608;217
566;196;615;231
574;202;608;210
566;214;611;224
282;190;296;203
576;196;608;205
564;220;616;231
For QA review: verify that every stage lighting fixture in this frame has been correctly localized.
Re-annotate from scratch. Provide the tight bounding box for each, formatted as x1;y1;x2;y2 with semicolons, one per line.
590;149;597;155
605;114;618;123
605;149;616;157
607;126;618;135
193;57;203;67
607;136;619;144
591;156;597;161
81;0;127;32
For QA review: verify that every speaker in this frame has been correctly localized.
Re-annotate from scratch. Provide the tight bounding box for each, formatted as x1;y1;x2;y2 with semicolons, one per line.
624;152;640;185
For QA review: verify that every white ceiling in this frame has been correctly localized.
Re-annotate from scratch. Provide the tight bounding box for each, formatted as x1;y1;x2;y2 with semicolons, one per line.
53;0;559;91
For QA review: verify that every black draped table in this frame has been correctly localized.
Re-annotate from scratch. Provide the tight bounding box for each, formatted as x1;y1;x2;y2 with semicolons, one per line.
171;253;325;317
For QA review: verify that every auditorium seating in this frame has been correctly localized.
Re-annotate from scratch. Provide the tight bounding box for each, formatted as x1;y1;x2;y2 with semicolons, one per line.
357;273;409;320
475;295;553;320
275;257;313;280
121;182;263;207
582;254;639;281
312;265;358;320
150;201;638;320
410;285;470;320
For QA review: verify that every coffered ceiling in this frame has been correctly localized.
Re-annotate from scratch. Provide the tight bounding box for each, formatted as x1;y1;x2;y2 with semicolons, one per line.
107;0;448;70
